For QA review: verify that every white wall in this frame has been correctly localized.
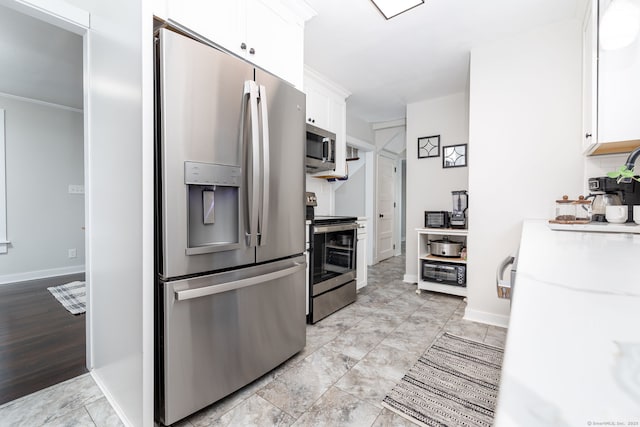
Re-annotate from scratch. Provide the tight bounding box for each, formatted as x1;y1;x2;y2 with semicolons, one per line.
306;175;334;215
404;92;469;281
0;95;84;282
466;18;584;327
335;158;366;216
346;114;374;143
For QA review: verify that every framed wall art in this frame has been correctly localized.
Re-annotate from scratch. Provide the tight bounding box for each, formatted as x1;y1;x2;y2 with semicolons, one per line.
417;135;440;159
442;144;467;168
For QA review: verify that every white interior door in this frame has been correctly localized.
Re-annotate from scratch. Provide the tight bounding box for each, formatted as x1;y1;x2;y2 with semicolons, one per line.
376;154;395;262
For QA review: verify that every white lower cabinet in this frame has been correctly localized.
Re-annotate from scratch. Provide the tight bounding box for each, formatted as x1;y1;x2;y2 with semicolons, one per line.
356;218;367;290
416;228;468;297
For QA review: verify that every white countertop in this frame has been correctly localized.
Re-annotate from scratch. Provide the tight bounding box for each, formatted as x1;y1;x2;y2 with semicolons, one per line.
495;220;640;426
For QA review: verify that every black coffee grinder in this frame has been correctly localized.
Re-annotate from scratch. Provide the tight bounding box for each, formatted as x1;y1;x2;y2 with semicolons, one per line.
450;190;468;229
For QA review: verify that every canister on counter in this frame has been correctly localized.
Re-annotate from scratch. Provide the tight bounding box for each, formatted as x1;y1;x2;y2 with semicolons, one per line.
555;195;576;221
574;195;592;222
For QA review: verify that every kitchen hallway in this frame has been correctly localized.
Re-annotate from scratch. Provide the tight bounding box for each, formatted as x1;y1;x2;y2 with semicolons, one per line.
0;252;507;426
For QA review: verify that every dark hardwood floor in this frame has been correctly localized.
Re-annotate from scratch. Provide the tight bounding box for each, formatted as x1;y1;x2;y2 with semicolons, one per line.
0;273;87;405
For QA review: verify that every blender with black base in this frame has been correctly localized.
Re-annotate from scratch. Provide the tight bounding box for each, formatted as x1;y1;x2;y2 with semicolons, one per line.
450;190;468;229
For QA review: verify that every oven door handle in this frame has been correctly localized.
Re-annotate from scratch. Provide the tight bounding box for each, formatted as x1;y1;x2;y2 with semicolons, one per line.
313;223;358;233
174;263;305;301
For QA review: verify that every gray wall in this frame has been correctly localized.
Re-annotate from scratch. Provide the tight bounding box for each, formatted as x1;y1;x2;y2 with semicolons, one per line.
0;95;84;281
346;114;374;143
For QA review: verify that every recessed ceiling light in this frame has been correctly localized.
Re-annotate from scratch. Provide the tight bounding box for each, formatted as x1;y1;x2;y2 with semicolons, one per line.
370;0;424;20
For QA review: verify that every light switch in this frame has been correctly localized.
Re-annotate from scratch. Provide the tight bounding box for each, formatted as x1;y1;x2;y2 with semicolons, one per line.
68;185;84;194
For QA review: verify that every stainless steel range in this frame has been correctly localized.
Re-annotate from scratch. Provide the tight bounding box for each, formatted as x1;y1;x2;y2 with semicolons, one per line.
306;193;357;323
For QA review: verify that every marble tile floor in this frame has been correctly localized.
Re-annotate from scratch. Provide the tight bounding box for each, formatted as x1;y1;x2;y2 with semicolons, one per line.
0;253;507;426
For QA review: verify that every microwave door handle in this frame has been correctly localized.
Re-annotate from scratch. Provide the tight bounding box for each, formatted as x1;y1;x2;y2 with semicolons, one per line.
243;80;260;247
258;85;269;246
322;137;329;162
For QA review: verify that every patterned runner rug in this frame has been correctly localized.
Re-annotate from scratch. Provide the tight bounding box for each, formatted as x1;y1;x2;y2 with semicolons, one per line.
47;281;86;315
382;332;504;427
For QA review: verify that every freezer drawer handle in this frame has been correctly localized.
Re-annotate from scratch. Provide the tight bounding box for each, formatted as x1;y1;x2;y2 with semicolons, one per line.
174;262;305;301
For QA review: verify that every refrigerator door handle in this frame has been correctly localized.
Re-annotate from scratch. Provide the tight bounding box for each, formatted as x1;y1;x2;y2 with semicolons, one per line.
243;80;260;247
174;262;305;301
258;84;270;246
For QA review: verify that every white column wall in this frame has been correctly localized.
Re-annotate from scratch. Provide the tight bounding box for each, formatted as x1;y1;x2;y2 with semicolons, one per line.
61;0;153;425
404;92;469;282
466;19;584;327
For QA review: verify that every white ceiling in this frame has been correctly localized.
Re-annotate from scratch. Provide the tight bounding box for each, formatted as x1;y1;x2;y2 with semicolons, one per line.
304;0;585;123
0;4;83;109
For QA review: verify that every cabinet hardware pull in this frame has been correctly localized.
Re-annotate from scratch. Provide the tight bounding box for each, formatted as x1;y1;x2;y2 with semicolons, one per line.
240;42;247;50
585;133;592;138
249;47;255;55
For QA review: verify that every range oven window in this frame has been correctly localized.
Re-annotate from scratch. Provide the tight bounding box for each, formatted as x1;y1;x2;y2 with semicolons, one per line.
312;227;356;285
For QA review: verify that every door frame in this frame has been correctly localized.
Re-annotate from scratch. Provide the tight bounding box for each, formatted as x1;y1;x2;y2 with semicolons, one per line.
1;0;93;375
374;151;397;264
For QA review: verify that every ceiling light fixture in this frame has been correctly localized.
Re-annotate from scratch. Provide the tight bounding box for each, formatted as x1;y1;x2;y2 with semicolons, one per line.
600;0;640;50
370;0;424;20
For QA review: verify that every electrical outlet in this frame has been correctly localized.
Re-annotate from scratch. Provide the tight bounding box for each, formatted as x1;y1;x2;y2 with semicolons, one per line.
68;248;77;258
68;185;84;194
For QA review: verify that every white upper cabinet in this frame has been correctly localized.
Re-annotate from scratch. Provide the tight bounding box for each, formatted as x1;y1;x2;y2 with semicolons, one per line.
304;80;331;131
585;0;640;155
582;0;598;154
161;0;311;88
304;67;351;178
244;0;304;88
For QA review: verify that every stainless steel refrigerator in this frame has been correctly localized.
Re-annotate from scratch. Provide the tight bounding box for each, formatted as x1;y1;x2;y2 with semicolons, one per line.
154;28;306;425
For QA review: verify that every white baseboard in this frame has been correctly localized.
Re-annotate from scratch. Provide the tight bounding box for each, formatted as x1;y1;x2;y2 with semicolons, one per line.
90;371;134;427
0;265;85;285
463;307;510;328
403;274;418;284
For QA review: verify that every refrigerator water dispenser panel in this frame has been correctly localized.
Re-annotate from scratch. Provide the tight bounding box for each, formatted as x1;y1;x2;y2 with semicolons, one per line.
185;162;241;253
203;191;215;224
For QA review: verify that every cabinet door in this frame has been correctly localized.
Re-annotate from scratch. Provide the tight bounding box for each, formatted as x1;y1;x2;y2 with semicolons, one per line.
596;0;640;146
167;0;242;53
305;84;331;130
582;0;598;153
245;0;304;87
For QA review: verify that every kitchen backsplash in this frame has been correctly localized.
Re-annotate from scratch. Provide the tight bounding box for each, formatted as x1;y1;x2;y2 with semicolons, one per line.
306;176;334;215
584;153;628;188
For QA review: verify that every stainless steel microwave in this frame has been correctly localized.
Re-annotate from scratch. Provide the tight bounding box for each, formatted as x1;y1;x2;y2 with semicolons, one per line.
306;124;336;173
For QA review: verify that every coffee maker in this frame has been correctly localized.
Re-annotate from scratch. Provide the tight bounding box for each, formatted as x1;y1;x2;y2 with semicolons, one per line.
450;190;468;229
588;176;640;222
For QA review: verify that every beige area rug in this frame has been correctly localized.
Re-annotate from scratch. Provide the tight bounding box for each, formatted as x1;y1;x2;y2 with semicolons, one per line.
382;332;504;427
47;281;86;315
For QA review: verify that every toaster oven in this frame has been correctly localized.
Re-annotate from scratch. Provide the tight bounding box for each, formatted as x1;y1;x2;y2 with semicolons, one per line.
424;211;450;228
421;260;466;287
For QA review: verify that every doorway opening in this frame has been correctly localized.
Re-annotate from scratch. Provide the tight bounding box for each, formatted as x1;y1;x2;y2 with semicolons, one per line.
0;4;86;404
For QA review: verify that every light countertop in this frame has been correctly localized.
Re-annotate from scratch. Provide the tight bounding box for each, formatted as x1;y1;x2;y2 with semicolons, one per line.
494;220;640;426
